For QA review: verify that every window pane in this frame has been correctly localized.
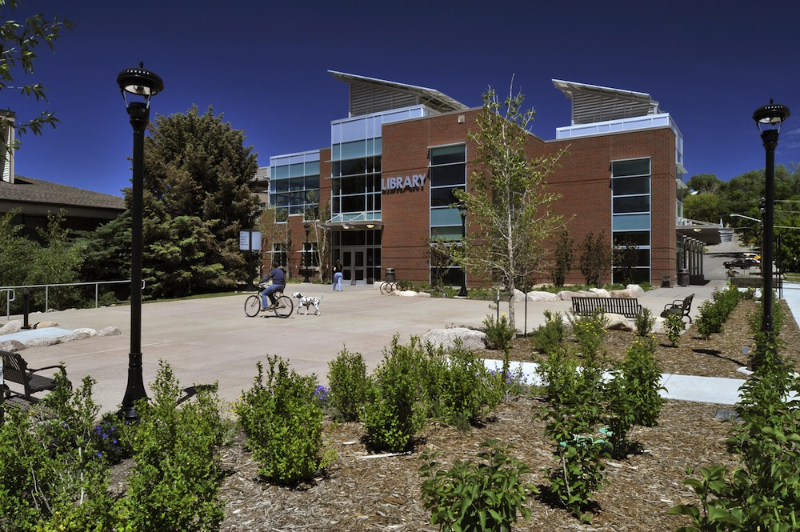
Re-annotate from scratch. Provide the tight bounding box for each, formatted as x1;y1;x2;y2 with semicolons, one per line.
612;213;650;231
289;163;305;178
340;140;367;160
612;158;650;177
430;164;466;187
431;145;466;165
613;231;650;247
305;175;320;189
274;165;289;179
431;186;465;207
431;208;462;226
275;180;289;192
273;194;288;207
341;175;365;195
341;195;365;212
340;158;366;176
306;161;320;175
430;226;463;240
289;177;305;191
613;195;650;214
612;175;650;196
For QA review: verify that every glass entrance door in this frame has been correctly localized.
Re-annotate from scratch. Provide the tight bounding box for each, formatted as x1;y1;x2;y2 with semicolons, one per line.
341;248;365;285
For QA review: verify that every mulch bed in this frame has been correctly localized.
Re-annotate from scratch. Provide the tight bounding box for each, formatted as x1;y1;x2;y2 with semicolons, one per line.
113;299;800;531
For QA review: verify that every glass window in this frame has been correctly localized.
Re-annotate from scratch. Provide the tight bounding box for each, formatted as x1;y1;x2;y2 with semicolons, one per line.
431;145;466;165
341;195;366;212
430;165;466;187
340;175;366;196
430;226;463;240
612;176;650;196
289;178;305;191
613;195;650;214
431;186;465;208
613;231;650;247
612;158;650;177
340;158;367;176
612;213;650;231
431;207;462;227
274;180;289;193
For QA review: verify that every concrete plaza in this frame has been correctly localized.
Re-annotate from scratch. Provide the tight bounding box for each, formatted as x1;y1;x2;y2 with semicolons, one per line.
3;281;731;413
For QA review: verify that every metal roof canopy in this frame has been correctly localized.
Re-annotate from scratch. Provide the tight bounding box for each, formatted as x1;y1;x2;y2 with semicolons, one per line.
329;70;468;116
553;79;662;125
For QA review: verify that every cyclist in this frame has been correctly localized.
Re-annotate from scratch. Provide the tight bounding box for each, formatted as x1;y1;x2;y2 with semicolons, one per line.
259;262;286;311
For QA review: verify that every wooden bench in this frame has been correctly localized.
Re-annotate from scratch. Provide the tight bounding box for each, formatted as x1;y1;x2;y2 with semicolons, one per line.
571;297;642;319
660;293;694;323
1;350;69;402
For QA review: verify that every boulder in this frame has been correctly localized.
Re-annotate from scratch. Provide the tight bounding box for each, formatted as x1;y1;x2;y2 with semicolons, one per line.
414;291;431;298
61;328;97;343
626;284;645;298
526;291;561;302
589;288;610;298
512;289;526;302
0;339;24;352
0;320;22;335
605;314;634;332
24;337;61;348
557;291;578;300
396;290;418;297
608;289;635;298
34;321;60;329
97;326;122;337
421;328;487;351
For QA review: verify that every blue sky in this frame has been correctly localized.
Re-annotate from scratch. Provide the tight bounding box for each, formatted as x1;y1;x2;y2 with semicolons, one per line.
6;0;800;197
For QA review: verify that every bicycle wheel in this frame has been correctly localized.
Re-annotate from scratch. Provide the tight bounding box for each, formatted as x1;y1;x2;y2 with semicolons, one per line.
273;294;294;318
380;282;394;295
244;294;261;317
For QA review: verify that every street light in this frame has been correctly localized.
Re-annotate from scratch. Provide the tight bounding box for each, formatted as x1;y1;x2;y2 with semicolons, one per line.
752;99;790;370
302;222;311;283
117;63;163;420
457;203;468;297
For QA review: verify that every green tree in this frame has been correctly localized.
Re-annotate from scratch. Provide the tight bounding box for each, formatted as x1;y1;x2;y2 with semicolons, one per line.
551;228;574;287
136;106;260;298
579;229;612;287
1;0;74;152
686;173;722;194
453;86;564;329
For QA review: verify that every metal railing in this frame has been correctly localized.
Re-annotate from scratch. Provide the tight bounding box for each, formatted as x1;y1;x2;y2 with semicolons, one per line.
1;280;138;321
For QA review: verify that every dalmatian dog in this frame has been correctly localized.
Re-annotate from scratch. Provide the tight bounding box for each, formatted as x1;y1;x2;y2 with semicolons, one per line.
292;292;323;316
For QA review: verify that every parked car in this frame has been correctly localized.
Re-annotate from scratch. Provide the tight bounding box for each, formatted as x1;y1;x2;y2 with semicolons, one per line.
724;257;760;269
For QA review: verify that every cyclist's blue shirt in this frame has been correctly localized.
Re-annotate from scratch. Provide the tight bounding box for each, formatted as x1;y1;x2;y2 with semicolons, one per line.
260;268;285;287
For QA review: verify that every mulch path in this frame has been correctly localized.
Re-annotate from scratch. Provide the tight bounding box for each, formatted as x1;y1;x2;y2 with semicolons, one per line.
113;299;800;531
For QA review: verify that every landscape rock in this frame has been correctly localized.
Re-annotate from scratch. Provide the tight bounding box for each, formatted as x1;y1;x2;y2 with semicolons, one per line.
24;337;61;348
526;291;561;302
97;326;122;337
589;288;610;298
605;314;634;332
34;321;60;329
421;328;487;351
60;328;97;343
0;339;24;352
0;320;22;335
608;289;635;298
626;284;646;298
414;291;431;298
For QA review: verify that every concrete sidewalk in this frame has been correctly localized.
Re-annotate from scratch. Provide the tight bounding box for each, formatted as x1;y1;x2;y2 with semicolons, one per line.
0;280;774;411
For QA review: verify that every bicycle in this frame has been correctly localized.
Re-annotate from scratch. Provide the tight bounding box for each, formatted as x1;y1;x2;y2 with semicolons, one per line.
244;285;294;318
379;279;411;295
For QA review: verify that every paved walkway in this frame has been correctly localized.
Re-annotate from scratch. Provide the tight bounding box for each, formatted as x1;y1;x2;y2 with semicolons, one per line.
2;281;797;411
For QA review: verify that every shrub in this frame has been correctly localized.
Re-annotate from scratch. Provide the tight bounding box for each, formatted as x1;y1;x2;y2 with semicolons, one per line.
567;310;608;359
120;361;226;531
362;336;427;452
0;373;116;531
422;341;502;431
531;310;567;354
327;348;369;422
669;346;800;530
92;411;133;465
633;308;656;337
482;313;516;352
420;439;537;531
619;335;663;428
236;355;334;484
665;312;684;347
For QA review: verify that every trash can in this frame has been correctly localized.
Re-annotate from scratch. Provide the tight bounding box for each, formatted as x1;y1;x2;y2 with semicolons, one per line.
661;274;672;288
385;268;395;283
678;269;690;287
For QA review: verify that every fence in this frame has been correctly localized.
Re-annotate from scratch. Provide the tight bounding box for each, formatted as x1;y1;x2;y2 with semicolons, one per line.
1;280;137;321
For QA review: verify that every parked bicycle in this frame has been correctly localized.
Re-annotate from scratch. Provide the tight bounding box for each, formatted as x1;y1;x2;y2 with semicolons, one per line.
244;285;293;318
379;279;412;295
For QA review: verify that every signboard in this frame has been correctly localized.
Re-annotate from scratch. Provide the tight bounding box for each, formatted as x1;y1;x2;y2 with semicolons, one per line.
239;230;262;251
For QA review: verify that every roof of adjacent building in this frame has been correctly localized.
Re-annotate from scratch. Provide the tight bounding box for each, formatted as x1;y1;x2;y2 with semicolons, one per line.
0;175;125;211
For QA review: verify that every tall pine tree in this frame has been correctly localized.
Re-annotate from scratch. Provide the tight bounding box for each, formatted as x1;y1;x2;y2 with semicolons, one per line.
131;106;260;298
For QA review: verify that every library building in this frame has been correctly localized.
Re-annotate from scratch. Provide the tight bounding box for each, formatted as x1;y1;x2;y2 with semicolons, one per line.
261;71;713;288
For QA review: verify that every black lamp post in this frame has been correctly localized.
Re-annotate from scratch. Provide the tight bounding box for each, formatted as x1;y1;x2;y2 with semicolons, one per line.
752;99;790;371
457;203;468;297
303;222;311;283
117;63;164;420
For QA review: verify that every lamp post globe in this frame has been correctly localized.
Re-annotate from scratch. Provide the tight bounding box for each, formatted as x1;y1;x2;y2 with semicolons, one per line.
751;99;790;371
117;63;163;420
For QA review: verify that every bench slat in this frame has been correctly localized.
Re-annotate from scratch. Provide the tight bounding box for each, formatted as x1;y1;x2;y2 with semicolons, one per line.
571;297;642;319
